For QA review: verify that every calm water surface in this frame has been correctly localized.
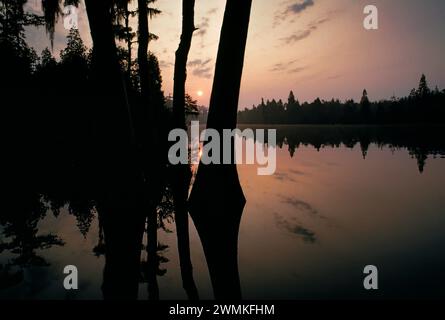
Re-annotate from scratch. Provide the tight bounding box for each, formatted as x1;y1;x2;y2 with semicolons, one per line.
1;125;445;299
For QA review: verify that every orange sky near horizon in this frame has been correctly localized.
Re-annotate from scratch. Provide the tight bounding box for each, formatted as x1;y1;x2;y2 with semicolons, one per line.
24;0;445;108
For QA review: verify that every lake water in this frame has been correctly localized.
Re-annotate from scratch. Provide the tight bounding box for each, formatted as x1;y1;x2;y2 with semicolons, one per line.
1;125;445;299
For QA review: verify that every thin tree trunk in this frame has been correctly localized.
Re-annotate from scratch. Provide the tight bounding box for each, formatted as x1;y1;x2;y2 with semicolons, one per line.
188;0;252;300
172;0;199;300
137;0;160;300
173;0;196;129
125;5;132;78
138;0;150;101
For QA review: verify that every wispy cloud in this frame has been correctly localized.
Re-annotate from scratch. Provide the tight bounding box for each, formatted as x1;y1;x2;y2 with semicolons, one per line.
288;66;307;74
282;197;318;215
188;58;211;67
270;59;306;74
274;213;317;243
274;0;316;26
195;17;210;38
192;67;212;79
194;8;218;40
271;62;290;72
280;15;332;44
207;7;218;15
281;29;312;44
287;0;315;14
188;58;213;79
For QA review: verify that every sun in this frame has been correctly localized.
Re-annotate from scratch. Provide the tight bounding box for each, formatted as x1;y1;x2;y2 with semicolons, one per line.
197;90;204;97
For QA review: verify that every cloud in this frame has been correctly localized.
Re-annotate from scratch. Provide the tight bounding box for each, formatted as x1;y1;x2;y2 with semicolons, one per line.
288;66;307;74
282;197;318;216
280;15;331;44
270;58;299;72
270;62;287;72
207;8;218;15
274;213;317;243
274;172;297;182
194;9;220;47
274;0;316;26
280;195;328;221
188;58;211;67
188;58;213;79
270;59;307;74
192;67;212;79
281;29;312;44
286;0;315;14
195;17;210;38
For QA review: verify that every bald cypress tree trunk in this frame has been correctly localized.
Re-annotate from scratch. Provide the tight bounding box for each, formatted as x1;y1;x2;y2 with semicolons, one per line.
84;0;145;300
188;0;252;300
85;0;132;143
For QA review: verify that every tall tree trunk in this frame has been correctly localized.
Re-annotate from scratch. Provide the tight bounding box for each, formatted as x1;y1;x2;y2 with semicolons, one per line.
84;0;145;300
137;0;160;300
138;0;150;101
205;0;252;131
85;0;133;143
171;0;199;300
188;0;252;300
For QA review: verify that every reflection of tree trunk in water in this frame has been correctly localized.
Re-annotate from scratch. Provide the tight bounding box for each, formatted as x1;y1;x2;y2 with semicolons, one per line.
84;0;145;300
188;0;252;300
189;166;245;300
172;0;199;300
146;209;159;300
172;166;199;300
97;191;146;300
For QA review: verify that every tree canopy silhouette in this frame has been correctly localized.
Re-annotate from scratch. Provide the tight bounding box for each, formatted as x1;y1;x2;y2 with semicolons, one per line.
238;75;445;125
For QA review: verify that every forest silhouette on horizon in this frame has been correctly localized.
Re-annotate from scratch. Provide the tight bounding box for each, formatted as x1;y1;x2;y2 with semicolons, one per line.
238;74;445;125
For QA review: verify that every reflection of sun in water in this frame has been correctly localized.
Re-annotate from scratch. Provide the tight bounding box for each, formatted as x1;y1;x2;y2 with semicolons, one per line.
197;90;204;97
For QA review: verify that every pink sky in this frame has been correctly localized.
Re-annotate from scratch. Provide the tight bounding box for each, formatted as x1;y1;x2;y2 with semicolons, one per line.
25;0;445;108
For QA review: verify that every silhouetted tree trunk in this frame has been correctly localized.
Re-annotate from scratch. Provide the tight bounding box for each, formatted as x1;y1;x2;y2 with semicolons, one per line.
137;0;160;300
85;0;133;144
205;0;252;131
84;0;145;300
125;4;132;78
188;0;252;300
173;0;196;129
138;0;150;102
171;0;199;300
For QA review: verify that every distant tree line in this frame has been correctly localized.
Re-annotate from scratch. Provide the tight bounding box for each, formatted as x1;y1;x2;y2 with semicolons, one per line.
237;75;445;124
